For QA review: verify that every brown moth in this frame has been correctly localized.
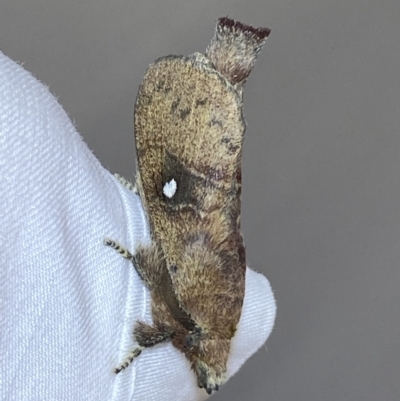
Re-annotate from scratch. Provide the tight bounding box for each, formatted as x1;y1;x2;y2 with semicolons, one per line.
105;17;270;394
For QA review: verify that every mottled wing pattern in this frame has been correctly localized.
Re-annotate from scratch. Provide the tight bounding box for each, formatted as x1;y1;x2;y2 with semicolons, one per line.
134;54;246;330
135;55;245;252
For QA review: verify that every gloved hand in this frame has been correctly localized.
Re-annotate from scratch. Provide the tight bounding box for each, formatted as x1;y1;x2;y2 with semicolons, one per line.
0;51;276;401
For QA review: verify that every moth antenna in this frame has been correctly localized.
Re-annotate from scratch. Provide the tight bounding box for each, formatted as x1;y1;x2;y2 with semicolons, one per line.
205;17;271;85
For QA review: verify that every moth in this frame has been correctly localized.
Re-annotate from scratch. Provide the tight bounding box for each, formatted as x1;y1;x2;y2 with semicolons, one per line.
105;17;270;394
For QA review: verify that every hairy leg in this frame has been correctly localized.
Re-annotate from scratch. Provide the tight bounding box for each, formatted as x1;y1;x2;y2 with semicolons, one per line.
114;322;173;374
104;239;164;289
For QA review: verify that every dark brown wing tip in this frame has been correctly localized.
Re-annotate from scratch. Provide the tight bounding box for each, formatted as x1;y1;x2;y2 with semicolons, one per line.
206;17;270;85
218;17;271;41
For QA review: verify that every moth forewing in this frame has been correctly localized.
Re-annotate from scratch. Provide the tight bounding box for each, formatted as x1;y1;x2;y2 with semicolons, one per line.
135;54;246;337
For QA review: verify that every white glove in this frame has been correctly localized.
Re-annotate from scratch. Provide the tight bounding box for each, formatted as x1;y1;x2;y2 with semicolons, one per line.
0;51;276;401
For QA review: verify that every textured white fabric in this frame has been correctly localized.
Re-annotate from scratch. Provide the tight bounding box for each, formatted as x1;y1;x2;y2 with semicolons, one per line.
0;51;276;401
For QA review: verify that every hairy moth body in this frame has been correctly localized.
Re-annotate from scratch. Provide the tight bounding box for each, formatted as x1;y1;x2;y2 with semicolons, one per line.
106;17;270;394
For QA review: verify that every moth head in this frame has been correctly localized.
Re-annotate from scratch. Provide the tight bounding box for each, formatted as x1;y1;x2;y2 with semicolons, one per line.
184;329;230;394
184;326;205;351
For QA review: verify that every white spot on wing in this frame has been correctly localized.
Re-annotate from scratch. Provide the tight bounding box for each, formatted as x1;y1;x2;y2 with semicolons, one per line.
163;179;177;198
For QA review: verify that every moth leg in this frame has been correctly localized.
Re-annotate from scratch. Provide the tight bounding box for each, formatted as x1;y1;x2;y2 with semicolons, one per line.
114;322;173;374
114;347;143;374
114;173;138;194
129;243;165;290
134;321;173;348
104;238;134;260
104;239;163;290
103;238;148;286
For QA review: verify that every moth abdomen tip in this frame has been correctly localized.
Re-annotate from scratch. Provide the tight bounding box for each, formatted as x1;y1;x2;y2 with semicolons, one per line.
206;16;271;85
218;16;271;40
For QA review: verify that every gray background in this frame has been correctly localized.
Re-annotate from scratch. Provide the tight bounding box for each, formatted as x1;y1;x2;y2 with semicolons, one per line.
2;0;400;400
